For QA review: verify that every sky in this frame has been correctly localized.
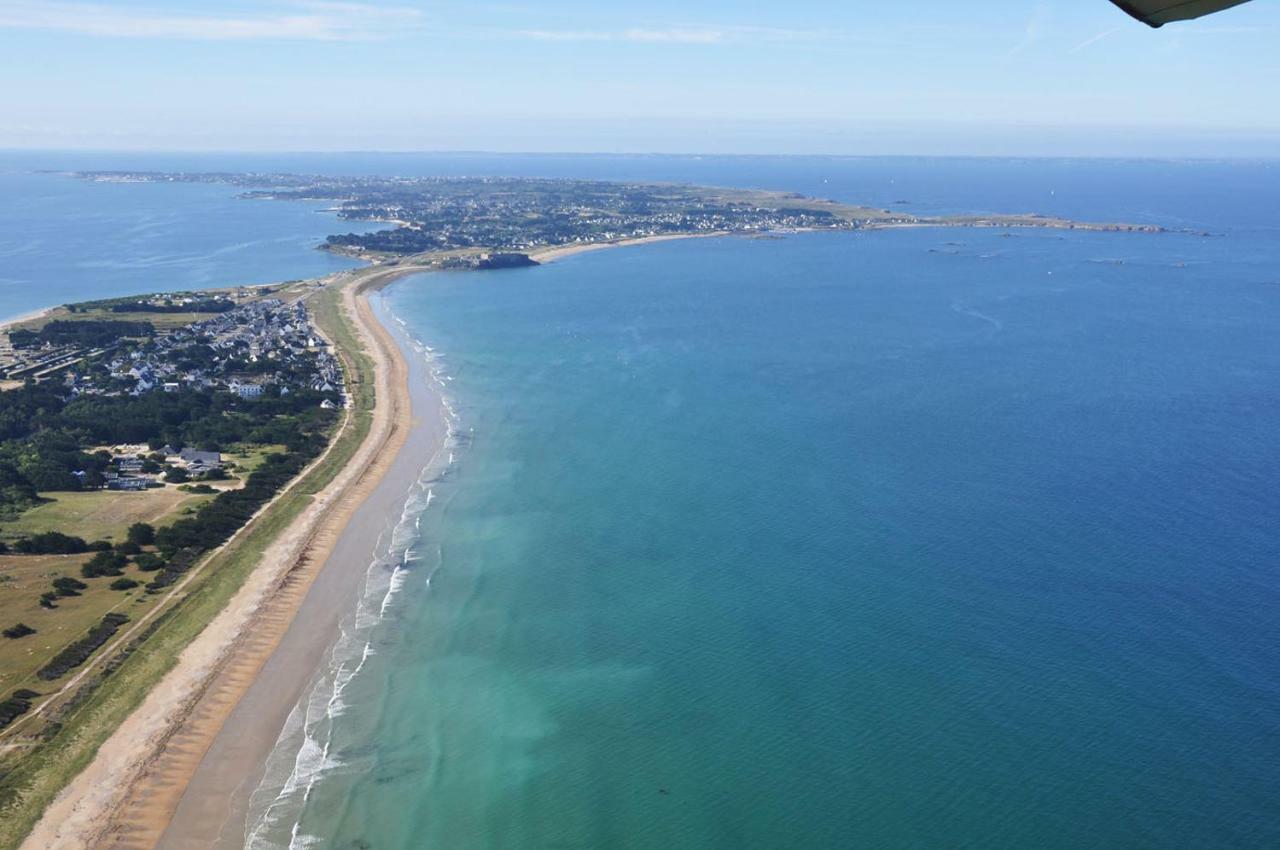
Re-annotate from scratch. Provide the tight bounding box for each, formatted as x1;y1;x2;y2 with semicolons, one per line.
0;0;1277;156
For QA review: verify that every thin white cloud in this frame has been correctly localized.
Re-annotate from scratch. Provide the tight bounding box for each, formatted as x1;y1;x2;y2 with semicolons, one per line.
0;0;422;41
517;29;615;42
514;24;837;46
623;28;725;44
1007;3;1051;57
1069;26;1120;53
517;28;723;44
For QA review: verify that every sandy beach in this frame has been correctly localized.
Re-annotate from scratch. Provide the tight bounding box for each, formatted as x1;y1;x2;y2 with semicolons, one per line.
12;232;761;849
9;233;754;849
528;231;731;263
157;283;447;850
0;305;55;334
17;264;442;850
8;228;829;848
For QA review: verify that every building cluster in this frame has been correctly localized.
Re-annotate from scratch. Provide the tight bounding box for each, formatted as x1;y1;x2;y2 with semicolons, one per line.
0;340;94;383
328;188;855;255
99;444;226;491
63;299;344;403
71;173;910;261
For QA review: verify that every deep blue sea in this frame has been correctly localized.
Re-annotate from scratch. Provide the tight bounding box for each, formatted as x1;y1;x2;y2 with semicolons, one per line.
3;153;1280;848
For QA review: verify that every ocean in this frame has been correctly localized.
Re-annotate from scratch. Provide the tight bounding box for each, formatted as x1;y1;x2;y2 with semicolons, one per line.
3;154;1280;848
0;158;381;322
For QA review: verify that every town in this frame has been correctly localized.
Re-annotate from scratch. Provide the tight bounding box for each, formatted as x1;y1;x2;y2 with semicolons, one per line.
0;290;344;500
0;285;348;741
3;293;341;404
68;297;343;403
79;173;875;256
69;171;1165;262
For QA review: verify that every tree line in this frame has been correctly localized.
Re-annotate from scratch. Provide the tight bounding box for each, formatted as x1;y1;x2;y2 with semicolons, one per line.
0;380;336;516
8;319;155;350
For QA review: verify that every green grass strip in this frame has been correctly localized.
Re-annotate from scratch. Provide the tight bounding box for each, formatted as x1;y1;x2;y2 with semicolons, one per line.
0;281;373;849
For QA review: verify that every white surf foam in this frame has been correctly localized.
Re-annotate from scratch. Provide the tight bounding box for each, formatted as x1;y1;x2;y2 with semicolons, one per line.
243;309;464;849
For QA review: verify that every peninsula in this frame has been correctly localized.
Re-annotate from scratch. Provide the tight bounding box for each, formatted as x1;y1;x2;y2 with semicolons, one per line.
70;172;1165;267
0;172;1168;850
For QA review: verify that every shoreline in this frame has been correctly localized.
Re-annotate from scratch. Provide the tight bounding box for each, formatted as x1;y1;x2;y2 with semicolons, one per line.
7;234;760;843
527;231;732;263
5;217;1154;846
160;283;449;849
7;217;1129;847
16;263;439;849
5;231;782;847
0;305;55;334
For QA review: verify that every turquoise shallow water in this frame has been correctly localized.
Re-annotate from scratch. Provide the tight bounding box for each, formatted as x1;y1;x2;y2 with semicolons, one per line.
273;207;1280;848
2;154;1279;848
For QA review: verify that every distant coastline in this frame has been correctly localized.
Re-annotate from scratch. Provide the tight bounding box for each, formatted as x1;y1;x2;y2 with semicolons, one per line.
527;231;734;263
67;171;1170;270
3;168;1175;849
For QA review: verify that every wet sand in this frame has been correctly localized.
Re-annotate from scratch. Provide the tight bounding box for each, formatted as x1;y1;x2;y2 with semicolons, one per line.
18;266;442;850
155;284;446;849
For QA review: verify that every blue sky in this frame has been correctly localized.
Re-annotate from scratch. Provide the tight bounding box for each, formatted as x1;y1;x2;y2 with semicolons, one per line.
0;0;1277;155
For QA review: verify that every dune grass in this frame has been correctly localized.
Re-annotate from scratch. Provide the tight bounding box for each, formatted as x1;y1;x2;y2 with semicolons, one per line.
0;277;374;850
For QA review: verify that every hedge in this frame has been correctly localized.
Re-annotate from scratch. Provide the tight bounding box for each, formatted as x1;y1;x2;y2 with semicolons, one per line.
36;613;129;681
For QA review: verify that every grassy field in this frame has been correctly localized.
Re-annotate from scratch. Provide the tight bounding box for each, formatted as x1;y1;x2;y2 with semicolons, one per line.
5;282;310;336
0;444;285;547
694;186;893;221
0;487;213;545
0;555;159;694
222;443;288;477
0;274;376;850
11;307;223;334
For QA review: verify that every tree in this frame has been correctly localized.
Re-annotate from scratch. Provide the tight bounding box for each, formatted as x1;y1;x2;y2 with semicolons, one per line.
81;551;126;578
52;576;87;597
22;461;81;492
13;531;88;555
126;522;156;546
133;552;165;572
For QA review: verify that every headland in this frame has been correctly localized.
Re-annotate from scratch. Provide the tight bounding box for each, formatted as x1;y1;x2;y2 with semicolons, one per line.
68;171;1168;269
0;170;1170;849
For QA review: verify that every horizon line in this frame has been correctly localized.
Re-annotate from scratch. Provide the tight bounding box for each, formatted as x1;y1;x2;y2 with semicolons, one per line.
2;147;1279;164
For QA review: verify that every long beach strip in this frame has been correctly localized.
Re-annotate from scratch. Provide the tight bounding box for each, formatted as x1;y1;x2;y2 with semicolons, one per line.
18;263;443;850
11;229;736;850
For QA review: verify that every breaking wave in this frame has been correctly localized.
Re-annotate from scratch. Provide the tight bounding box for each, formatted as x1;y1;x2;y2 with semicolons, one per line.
243;305;464;850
